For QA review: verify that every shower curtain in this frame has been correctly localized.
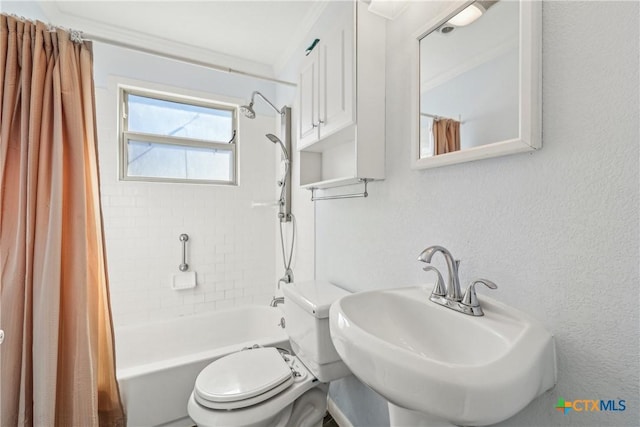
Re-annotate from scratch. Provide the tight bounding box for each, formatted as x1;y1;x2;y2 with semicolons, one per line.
0;15;124;426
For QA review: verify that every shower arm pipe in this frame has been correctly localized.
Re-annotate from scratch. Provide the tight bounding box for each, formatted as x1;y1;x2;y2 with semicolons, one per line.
250;91;285;115
79;32;297;87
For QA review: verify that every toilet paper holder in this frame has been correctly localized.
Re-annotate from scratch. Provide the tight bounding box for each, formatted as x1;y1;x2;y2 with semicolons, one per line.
179;233;189;272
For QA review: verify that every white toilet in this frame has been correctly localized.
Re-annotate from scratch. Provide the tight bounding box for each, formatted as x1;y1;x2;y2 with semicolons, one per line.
187;281;351;427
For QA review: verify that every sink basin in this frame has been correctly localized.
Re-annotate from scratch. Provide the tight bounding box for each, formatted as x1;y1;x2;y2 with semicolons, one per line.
329;286;556;426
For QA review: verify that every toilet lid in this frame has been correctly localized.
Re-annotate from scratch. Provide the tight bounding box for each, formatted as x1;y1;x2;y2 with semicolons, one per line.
194;347;293;409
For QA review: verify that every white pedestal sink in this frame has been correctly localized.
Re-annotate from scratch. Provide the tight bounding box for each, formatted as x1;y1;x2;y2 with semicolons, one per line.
329;286;556;426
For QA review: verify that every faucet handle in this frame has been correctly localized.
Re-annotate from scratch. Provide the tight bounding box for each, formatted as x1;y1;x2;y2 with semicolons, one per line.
462;279;497;307
422;266;446;297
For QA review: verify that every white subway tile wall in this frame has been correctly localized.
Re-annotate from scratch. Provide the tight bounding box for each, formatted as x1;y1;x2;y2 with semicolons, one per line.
95;86;277;327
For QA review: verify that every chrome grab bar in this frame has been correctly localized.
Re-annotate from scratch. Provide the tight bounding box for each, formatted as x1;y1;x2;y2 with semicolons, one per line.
179;233;189;272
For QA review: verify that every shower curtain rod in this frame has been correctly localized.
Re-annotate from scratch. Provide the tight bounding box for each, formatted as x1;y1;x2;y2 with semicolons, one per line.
4;14;295;87
421;112;464;123
81;31;297;87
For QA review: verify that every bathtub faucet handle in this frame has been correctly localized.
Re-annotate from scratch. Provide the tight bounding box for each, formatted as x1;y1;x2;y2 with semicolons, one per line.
277;269;293;289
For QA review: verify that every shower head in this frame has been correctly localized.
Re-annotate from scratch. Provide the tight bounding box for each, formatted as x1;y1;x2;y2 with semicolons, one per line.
266;133;289;162
242;91;283;118
266;133;281;144
240;102;256;119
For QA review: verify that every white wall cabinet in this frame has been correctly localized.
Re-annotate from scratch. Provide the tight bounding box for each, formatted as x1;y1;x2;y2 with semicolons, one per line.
298;49;319;145
298;1;385;189
298;13;354;149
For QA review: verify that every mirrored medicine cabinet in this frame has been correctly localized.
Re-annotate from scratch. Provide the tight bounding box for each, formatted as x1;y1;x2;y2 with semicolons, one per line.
410;0;542;170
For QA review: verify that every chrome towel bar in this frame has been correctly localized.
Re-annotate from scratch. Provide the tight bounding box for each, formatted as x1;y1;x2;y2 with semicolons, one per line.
310;179;370;201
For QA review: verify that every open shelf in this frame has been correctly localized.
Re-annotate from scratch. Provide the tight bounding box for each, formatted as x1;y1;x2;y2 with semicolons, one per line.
296;0;385;190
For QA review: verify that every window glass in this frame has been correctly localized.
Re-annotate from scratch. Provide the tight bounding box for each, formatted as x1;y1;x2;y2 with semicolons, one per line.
120;88;237;184
127;94;234;142
126;140;234;181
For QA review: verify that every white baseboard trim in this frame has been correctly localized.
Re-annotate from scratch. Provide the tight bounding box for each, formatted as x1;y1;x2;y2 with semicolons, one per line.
328;396;354;427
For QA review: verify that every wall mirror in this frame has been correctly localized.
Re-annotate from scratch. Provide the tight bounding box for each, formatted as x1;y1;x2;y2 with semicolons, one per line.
411;0;541;170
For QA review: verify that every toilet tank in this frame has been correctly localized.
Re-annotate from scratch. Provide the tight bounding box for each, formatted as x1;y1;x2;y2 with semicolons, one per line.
282;281;350;383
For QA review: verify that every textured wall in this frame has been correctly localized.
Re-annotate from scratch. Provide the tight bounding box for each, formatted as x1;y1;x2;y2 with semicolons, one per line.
319;2;639;426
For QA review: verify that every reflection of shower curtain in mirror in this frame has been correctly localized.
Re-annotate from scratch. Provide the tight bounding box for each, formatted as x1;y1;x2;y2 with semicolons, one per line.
433;119;461;155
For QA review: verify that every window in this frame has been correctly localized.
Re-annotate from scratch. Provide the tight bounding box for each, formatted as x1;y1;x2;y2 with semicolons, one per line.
119;87;237;184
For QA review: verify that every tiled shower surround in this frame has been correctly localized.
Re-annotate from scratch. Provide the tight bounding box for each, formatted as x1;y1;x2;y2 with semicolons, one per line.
95;84;278;327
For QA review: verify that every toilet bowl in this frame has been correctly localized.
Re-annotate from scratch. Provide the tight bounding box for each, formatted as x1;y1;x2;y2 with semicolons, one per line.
187;281;350;427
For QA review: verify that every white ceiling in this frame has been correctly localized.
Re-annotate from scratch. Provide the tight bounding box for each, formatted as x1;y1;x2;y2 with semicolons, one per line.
37;1;329;76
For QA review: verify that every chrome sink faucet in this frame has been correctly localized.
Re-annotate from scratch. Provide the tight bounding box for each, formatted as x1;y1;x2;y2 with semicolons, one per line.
418;245;497;316
418;245;462;301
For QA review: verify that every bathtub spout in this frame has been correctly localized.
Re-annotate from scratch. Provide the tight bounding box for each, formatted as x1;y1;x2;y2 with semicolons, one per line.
270;296;285;307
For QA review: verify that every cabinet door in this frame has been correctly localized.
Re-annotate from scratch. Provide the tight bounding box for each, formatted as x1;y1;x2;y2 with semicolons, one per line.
298;49;319;148
319;17;354;138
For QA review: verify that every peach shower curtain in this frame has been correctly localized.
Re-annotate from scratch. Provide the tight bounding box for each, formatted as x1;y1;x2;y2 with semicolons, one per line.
0;15;124;426
433;118;461;155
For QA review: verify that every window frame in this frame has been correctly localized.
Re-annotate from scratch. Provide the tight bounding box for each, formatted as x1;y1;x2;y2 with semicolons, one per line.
119;86;238;185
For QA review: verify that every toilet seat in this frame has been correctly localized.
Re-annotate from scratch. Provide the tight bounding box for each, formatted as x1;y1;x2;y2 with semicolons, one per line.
194;347;296;410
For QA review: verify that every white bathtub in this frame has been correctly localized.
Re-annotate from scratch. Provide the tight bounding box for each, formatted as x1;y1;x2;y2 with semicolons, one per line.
115;305;289;427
